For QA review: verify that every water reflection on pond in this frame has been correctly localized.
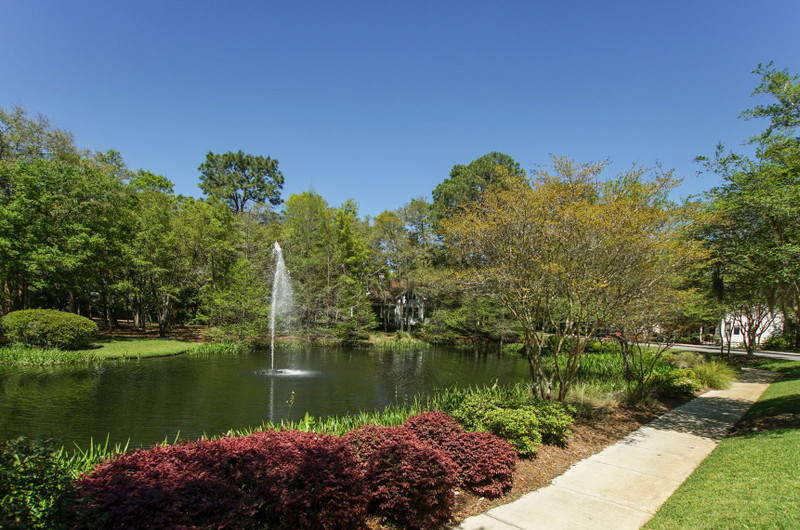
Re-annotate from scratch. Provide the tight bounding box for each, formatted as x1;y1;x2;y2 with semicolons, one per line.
0;346;527;448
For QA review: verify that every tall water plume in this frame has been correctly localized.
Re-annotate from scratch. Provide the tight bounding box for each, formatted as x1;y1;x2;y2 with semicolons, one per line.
270;242;293;371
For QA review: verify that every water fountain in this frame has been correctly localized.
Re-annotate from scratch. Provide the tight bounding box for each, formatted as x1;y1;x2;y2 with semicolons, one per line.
268;241;294;373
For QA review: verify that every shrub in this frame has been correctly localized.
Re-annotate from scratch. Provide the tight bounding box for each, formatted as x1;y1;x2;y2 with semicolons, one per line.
403;411;464;443
76;431;368;529
1;310;97;350
362;437;456;529
343;424;411;465
654;368;704;397
447;431;517;497
451;395;574;454
585;340;621;355
692;360;737;390
502;342;525;356
761;333;795;352
344;423;457;528
0;436;75;529
403;411;517;497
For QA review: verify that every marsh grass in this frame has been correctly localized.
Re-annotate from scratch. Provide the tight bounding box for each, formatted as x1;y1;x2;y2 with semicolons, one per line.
0;344;97;366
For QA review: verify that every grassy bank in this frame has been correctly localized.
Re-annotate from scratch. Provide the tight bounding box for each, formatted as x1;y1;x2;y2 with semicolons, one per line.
646;360;800;529
0;338;245;366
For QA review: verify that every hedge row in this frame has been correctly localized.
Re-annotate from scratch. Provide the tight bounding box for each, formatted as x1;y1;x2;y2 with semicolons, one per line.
73;412;518;529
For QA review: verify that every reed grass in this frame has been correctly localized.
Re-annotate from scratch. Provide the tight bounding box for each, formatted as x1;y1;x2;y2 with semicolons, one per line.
0;344;99;366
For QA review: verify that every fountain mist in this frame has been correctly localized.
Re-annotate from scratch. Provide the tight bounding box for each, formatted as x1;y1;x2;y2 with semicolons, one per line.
270;242;294;371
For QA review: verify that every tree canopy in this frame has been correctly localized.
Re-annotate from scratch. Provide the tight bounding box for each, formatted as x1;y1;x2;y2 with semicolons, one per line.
198;150;284;214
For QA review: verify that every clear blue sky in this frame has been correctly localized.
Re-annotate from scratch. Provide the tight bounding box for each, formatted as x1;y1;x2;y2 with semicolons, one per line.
2;1;799;217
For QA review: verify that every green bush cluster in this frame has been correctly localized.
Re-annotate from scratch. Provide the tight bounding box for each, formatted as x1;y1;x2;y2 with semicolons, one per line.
585;340;621;355
761;333;795;352
654;368;704;397
0;310;97;350
0;437;76;529
450;394;574;455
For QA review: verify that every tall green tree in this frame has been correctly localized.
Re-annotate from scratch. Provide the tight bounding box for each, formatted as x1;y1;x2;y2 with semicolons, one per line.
198;150;284;214
432;152;524;220
699;63;800;349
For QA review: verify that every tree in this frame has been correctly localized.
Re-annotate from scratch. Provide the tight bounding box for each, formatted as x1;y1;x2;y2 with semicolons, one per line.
0;105;79;164
431;152;525;220
698;63;800;349
441;158;702;401
198;150;284;214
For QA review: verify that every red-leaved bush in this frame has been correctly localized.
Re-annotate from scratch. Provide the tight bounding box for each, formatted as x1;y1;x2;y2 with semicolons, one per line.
343;424;410;465
363;437;457;529
403;410;464;442
404;412;517;497
446;431;517;497
75;430;368;529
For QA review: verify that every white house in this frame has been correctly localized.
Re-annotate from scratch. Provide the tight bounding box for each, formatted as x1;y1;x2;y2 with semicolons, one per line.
717;309;783;348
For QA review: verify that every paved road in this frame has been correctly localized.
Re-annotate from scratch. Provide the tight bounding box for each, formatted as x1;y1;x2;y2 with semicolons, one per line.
669;343;800;362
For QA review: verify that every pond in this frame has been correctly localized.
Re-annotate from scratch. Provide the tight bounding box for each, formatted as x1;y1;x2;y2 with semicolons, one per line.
0;346;528;449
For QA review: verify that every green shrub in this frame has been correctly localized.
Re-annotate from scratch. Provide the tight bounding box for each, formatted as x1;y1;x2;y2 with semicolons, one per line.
692;360;737;390
451;395;574;455
1;310;97;350
761;333;795;352
0;436;75;529
585;340;621;355
502;343;525;356
654;368;704;397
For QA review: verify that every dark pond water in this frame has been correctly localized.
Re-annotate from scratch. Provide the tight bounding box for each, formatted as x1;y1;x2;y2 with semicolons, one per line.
0;347;528;449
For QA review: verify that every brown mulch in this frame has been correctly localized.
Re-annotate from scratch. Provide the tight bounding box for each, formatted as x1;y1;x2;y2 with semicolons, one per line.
94;320;207;342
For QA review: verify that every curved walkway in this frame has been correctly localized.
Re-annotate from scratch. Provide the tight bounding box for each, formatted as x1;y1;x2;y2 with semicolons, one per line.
457;369;777;530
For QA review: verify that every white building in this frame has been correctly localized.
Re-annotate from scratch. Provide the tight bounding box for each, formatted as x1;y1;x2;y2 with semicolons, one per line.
717;309;783;348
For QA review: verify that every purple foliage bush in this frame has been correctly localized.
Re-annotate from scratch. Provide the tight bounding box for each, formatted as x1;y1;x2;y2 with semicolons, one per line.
404;412;517;497
363;436;457;529
75;430;368;529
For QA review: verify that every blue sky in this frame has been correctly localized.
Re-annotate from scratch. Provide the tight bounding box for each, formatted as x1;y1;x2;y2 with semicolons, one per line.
2;1;799;217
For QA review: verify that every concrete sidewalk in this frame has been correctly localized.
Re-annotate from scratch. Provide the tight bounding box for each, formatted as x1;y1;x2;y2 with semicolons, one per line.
457;369;777;530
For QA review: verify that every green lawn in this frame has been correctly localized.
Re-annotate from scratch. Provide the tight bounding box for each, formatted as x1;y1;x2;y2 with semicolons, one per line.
77;337;193;359
646;360;800;529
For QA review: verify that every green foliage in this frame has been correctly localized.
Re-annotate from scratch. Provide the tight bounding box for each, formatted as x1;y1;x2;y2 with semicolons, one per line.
762;333;796;352
0;436;75;529
1;309;97;350
431;151;525;220
0;344;96;366
198;150;284;214
585;340;621;355
187;341;248;356
450;394;574;455
692;360;737;390
654;368;704;397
